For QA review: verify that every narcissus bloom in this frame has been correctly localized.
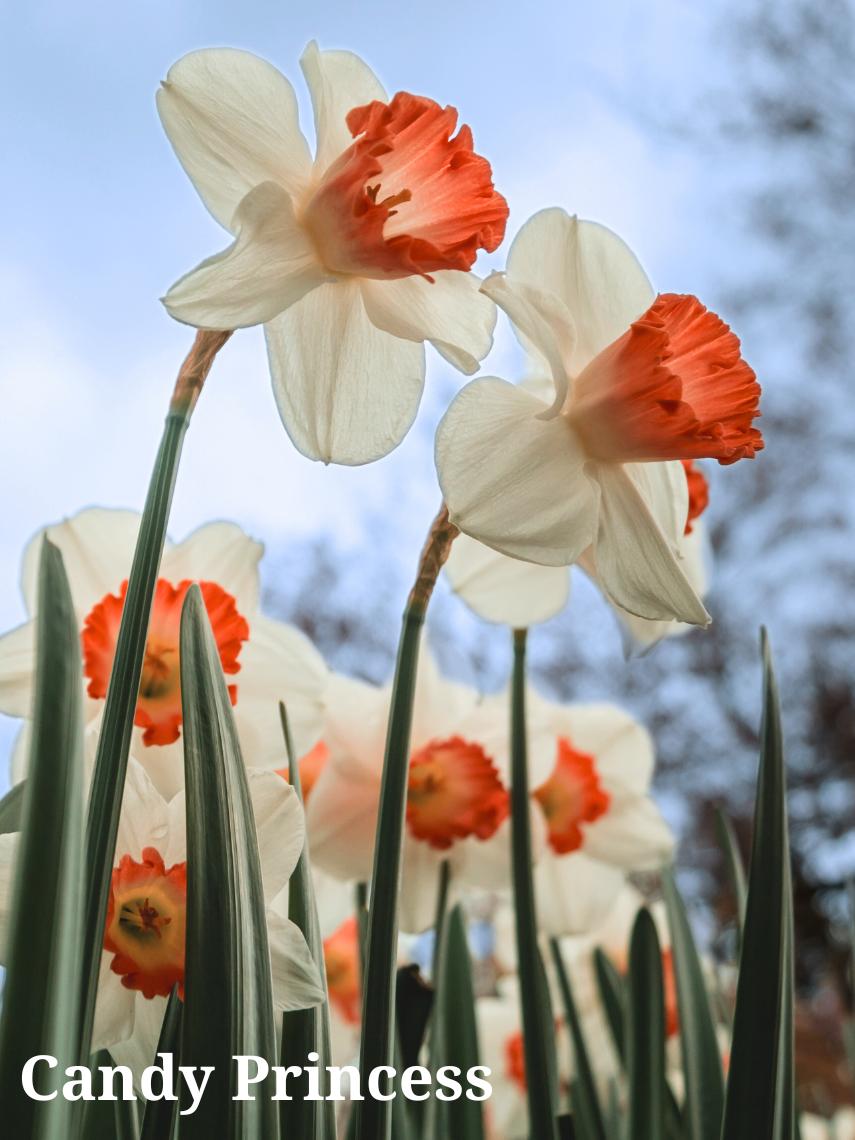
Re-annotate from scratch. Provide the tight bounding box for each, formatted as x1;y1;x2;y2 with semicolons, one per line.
0;508;327;799
158;42;507;465
304;654;537;933
436;208;762;625
444;458;711;649
526;694;674;936
0;757;325;1083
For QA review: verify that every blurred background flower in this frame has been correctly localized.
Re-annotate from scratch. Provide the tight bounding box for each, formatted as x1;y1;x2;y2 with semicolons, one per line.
2;0;855;1120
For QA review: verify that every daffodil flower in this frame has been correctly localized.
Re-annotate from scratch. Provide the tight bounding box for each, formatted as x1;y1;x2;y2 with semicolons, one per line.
525;693;675;936
436;209;762;625
301;652;544;933
0;756;325;1085
0;508;328;800
157;42;508;465
443;459;711;650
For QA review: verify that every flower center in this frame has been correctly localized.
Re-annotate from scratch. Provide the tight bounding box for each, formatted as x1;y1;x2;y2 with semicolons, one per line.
103;847;187;1000
82;578;249;747
568;293;763;466
532;737;611;855
323;916;362;1025
274;740;329;803
300;92;508;280
682;459;709;535
406;736;509;850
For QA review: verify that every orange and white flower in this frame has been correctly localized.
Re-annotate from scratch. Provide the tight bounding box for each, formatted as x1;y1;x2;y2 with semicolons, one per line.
436;209;761;625
526;694;674;936
444;458;711;649
302;652;539;933
157;42;507;465
0;507;327;800
0;755;325;1082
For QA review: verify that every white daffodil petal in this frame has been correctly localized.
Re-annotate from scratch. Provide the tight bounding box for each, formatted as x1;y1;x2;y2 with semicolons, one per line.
0;832;19;961
92;952;137;1051
161;521;263;618
436;378;596;566
323;673;388;776
265;279;426;465
21;508;145;620
156;48;312;231
9;724;30;785
359;272;495;376
480;272;576;417
455;820;514;892
507;209;655;374
115;758;170;862
234;613;327;767
444;533;569;627
534;849;625;937
108;993;169;1089
300;41;387;177
400;839;448;934
410;645;480;750
247;769;306;901
583;800;675;870
266;909;326;1010
162;182;330;330
0;622;35;718
305;762;379;883
588;462;710;625
625;460;688;560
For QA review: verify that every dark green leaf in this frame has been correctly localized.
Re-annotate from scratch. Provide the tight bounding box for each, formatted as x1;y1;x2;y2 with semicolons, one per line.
721;629;791;1140
627;908;666;1140
773;852;796;1140
278;702;337;1140
178;584;279;1140
427;905;484;1140
0;539;85;1138
80;409;191;1060
0;779;25;835
713;808;748;955
662;868;725;1140
353;604;425;1140
593;948;626;1066
140;986;182;1140
550;938;607;1140
509;628;560;1140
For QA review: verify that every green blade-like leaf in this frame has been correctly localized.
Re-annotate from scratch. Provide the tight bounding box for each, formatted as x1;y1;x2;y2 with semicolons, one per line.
0;779;25;834
0;538;85;1137
713;808;747;954
354;604;425;1140
662;868;724;1140
278;702;337;1140
427;905;485;1140
178;583;280;1140
773;849;796;1140
140;986;182;1140
80;409;191;1060
627;908;666;1140
593;948;626;1066
509;629;560;1140
550;938;607;1140
721;629;790;1140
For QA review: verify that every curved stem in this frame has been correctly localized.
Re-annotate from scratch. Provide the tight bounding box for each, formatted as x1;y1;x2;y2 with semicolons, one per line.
354;505;458;1140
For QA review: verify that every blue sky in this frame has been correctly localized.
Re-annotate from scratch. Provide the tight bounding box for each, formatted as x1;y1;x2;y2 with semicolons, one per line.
0;0;728;782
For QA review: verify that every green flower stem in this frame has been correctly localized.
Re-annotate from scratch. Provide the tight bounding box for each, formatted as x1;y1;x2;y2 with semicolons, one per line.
354;505;458;1140
77;331;231;1063
510;628;559;1140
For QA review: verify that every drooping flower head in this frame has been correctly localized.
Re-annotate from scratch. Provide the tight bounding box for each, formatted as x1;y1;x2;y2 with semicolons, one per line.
436;209;761;626
157;44;508;465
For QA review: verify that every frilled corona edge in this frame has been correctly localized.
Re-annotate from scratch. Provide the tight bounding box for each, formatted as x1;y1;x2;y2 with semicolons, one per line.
170;329;233;415
409;503;460;612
